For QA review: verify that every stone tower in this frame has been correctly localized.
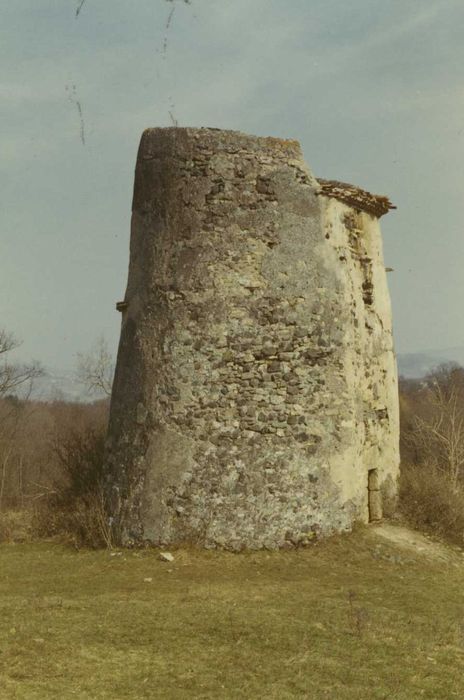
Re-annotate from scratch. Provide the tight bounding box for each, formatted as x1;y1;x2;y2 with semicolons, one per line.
105;127;399;549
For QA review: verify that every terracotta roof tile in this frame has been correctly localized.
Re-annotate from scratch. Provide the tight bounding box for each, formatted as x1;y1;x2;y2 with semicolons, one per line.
317;179;396;218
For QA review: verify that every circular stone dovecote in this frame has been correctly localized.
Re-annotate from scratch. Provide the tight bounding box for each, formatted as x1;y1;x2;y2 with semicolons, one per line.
105;127;399;549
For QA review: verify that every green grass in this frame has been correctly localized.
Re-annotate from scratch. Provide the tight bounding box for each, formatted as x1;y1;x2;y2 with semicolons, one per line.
1;526;463;699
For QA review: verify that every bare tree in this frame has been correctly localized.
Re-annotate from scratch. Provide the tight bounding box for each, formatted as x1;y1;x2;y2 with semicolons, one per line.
76;336;114;398
407;364;464;489
0;329;44;510
0;330;43;398
0;398;26;510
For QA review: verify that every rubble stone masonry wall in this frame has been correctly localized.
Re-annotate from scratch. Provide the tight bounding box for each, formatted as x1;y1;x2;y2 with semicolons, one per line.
105;127;399;549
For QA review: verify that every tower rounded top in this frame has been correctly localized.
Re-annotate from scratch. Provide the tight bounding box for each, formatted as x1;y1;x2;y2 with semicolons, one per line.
137;126;304;161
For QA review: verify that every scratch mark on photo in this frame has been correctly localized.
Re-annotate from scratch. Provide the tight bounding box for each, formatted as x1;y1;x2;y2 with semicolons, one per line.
66;85;86;146
75;0;86;19
162;0;192;59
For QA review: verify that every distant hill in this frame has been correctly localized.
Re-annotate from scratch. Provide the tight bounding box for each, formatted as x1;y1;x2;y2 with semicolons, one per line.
31;368;91;403
397;346;464;379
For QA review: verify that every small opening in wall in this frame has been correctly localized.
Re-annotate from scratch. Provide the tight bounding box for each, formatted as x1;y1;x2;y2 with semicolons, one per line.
368;468;382;522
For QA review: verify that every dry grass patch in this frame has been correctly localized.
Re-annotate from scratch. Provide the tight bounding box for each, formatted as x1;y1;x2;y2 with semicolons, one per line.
400;463;464;546
0;526;463;699
0;510;34;544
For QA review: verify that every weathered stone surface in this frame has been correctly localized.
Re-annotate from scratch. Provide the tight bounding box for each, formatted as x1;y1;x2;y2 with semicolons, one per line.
105;127;400;549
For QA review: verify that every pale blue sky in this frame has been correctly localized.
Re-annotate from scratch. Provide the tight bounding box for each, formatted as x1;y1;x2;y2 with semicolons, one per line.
2;0;464;368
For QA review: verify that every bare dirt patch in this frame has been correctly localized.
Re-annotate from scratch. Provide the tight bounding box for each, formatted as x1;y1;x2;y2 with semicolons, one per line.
371;522;463;563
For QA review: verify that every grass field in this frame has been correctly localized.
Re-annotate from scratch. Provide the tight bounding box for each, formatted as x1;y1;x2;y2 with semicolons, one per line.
1;524;463;699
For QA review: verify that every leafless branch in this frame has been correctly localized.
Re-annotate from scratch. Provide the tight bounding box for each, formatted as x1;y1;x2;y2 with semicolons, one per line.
0;330;20;356
0;329;44;400
76;337;114;398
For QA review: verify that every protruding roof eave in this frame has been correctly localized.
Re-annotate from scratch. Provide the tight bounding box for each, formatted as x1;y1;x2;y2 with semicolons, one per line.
316;178;396;218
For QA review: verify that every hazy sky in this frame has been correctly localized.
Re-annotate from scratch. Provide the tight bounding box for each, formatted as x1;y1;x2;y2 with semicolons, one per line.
2;0;464;369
